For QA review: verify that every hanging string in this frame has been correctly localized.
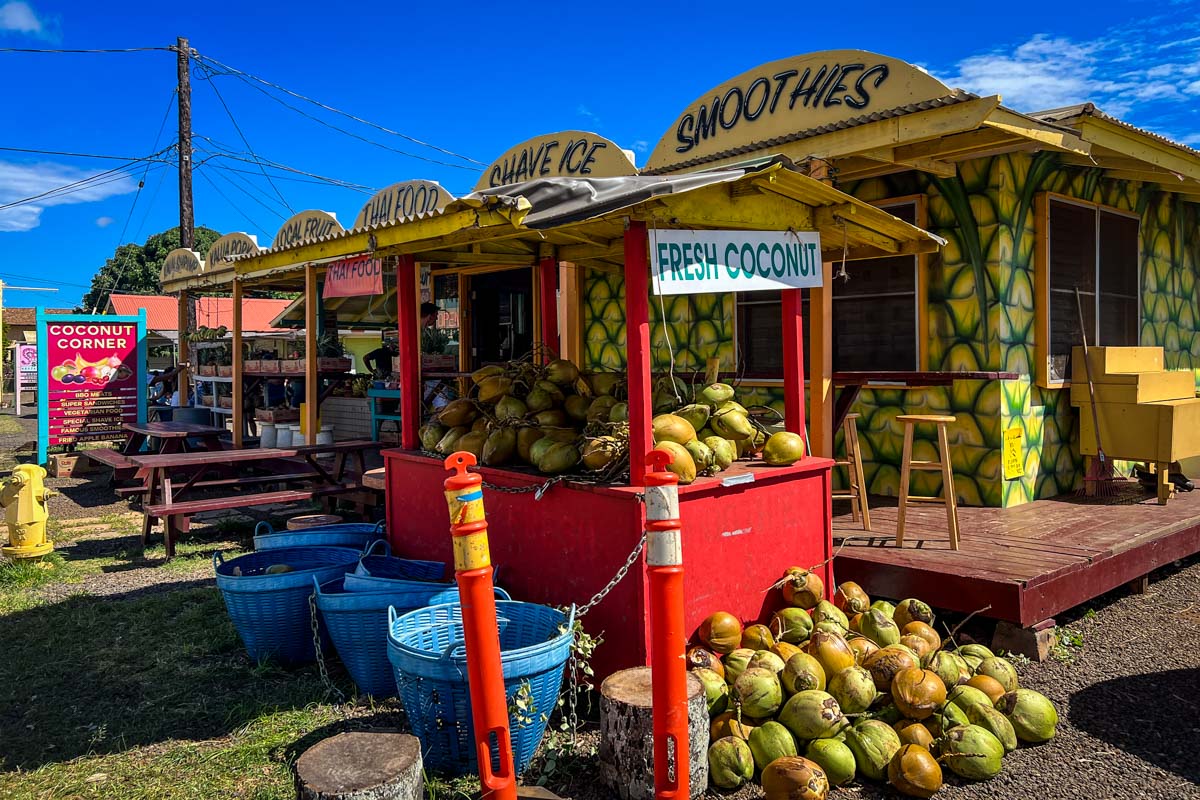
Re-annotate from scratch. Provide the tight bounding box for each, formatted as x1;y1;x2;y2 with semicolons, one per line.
835;218;850;282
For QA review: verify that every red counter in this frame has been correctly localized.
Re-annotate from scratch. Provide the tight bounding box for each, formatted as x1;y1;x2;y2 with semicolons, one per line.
383;449;834;679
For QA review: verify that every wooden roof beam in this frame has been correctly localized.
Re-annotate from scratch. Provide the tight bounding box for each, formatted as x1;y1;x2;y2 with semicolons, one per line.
855;146;956;177
981;107;1091;155
1077;118;1200;182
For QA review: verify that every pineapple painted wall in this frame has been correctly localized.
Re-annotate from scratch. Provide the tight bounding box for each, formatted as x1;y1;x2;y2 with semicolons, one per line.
579;154;1200;507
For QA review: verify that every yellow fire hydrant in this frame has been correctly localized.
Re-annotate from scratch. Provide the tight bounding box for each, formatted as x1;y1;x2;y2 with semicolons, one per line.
1;465;56;561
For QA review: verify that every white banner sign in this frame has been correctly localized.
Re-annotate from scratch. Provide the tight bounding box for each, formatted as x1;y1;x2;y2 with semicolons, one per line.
650;229;823;295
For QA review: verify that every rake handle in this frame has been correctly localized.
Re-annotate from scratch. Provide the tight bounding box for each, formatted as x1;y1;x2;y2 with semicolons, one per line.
1075;287;1106;466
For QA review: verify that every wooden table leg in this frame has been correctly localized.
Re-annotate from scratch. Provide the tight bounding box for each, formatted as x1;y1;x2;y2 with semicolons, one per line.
123;432;147;456
1156;461;1172;505
141;467;161;544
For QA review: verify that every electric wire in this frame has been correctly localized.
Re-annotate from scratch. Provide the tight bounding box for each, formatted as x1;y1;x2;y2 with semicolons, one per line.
192;52;485;167
132;161;171;243
195;160;288;222
0;145;168;161
196;61;294;213
0;272;93;289
193;141;374;193
195;168;272;238
0;47;172;53
200;160;374;193
0;155;168;211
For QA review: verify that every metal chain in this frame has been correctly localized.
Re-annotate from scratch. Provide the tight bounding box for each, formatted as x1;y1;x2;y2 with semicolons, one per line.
481;474;565;500
308;592;345;703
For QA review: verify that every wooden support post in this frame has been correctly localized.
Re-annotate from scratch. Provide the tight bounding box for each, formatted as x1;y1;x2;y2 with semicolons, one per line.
232;279;243;447
177;289;190;406
624;221;653;486
560;262;583;365
295;732;423;800
305;264;318;446
809;260;834;457
538;254;559;359
781;288;807;440
397;255;421;451
598;668;708;800
992;619;1057;662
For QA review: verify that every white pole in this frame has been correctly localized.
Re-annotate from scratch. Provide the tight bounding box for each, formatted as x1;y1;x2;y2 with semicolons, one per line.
0;282;59;410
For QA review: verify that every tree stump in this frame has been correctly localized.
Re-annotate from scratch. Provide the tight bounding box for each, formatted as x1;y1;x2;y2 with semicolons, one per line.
599;667;708;800
295;732;423;800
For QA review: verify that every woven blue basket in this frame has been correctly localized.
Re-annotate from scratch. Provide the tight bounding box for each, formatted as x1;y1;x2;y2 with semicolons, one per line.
350;539;447;584
253;520;384;552
387;601;573;776
213;546;360;664
314;576;511;699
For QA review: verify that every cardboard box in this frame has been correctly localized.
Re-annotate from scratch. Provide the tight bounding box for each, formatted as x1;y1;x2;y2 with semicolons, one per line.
51;453;95;478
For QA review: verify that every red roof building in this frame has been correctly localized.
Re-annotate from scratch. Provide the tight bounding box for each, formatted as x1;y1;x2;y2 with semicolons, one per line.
105;294;292;335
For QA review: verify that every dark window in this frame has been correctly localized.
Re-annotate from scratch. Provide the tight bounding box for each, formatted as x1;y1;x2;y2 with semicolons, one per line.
734;201;919;376
1047;199;1139;382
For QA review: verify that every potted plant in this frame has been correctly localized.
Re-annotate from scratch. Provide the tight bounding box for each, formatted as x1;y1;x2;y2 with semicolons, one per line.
196;346;216;377
216;343;233;377
282;340;304;373
244;344;261;373
316;332;352;372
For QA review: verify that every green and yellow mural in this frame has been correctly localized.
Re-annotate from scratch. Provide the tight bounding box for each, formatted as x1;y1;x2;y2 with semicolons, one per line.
579;152;1200;507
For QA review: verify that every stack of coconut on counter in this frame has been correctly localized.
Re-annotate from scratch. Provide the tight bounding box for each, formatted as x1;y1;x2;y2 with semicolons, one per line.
688;568;1057;798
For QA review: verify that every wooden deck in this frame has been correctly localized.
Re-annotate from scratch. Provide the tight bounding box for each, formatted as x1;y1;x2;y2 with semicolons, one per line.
832;482;1200;627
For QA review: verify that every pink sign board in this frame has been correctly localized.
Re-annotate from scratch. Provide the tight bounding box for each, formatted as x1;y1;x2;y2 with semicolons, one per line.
17;343;37;373
44;321;140;448
323;255;383;298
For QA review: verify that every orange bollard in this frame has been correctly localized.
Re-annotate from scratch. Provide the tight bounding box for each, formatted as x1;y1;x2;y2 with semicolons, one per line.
644;449;689;800
443;452;516;800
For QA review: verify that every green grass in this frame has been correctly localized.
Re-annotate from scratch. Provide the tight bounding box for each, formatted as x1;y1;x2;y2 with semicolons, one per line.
0;414;23;435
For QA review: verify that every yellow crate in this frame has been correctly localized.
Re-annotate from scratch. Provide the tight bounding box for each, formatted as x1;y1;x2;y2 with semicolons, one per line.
1070;370;1196;404
1071;346;1164;383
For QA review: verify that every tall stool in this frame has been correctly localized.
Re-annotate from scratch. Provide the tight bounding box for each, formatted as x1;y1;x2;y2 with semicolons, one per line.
895;415;960;550
833;413;871;531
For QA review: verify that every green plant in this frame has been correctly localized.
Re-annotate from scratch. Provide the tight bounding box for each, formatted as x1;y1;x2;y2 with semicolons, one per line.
316;331;345;358
1050;625;1085;663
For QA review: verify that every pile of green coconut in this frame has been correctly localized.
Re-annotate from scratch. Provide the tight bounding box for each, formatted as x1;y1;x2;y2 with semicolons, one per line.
689;568;1057;798
416;359;807;482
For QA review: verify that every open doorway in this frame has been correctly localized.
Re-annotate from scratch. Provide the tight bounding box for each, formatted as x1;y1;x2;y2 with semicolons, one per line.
467;268;534;369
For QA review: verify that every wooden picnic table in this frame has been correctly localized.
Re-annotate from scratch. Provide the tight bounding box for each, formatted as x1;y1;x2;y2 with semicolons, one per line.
130;440;383;558
122;421;226;456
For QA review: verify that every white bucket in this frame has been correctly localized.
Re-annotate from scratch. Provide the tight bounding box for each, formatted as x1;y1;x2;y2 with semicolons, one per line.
291;424;304;446
316;424;334;447
260;423;277;449
275;424;293;448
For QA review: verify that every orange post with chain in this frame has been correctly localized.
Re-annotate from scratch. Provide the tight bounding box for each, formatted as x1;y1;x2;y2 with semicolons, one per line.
644;449;689;800
443;452;516;800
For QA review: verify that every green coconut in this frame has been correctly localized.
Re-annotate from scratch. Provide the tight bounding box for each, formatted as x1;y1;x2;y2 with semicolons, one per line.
481;428;517;466
748;721;799;772
762;431;806;465
435;425;469;454
893;598;936;628
723;648;756;684
418;423;446;451
958;644;994;661
703;436;737;469
535;442;579;474
699;382;735;405
843;719;902;781
924;650;971;687
827;665;877;714
939;724;1005;780
694;667;729;716
936;700;971;733
748;650;787;675
711;407;754;441
609;402;628;422
564;394;591;422
708;736;754;789
545;358;580;386
778;690;846;741
967;703;1018;753
975;657;1020;693
871;599;897;618
771;607;814;645
996;689;1058;743
811;600;850;630
523;388;554;414
781;652;827;695
946;684;994;717
675;403;711;433
805;737;856;786
734;667;783;718
684;438;715;472
652;413;697;445
860;608;902;648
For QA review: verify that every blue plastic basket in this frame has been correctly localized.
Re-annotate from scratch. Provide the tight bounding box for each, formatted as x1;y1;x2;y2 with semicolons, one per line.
253;520;384;552
387;601;573;776
213;546;360;664
314;576;511;698
350;539;447;584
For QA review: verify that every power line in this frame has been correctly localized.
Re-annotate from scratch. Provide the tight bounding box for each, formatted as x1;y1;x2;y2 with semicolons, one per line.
0;145;169;161
197;62;294;214
195;168;271;237
193;140;375;193
195;161;288;222
210;162;291;216
192;52;485;170
132;163;171;243
200;158;374;193
0;272;93;289
0;46;172;53
0;154;170;211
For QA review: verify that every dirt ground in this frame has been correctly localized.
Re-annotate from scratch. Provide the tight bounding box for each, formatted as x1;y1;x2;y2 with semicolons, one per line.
2;413;1198;799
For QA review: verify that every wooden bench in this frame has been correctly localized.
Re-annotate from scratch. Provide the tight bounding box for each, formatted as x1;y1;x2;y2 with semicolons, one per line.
83;448;141;483
115;471;325;499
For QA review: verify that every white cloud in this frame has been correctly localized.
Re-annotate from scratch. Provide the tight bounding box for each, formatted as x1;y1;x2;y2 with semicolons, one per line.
632;140;649;154
0;161;136;232
0;1;56;39
576;104;601;127
95;215;115;228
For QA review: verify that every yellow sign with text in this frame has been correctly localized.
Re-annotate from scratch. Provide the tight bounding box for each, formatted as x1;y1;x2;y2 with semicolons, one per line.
1003;426;1025;481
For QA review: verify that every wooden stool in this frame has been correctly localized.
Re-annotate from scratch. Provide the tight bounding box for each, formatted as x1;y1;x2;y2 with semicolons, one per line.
287;513;343;531
896;415;960;550
832;413;871;531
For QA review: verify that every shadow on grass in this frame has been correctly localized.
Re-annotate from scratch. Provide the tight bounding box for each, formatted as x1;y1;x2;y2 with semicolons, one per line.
1069;667;1200;783
0;580;346;771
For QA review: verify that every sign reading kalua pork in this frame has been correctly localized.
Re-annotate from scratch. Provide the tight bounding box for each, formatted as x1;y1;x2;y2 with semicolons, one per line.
649;230;823;296
323;255;383;298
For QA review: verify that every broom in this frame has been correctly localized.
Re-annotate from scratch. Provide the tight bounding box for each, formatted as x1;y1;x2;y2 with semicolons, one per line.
1075;286;1118;497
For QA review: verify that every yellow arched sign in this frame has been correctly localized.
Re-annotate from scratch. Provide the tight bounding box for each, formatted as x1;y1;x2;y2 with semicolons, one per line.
207;232;260;266
645;50;955;171
272;210;343;250
476;130;637;190
161;248;204;293
354;181;453;228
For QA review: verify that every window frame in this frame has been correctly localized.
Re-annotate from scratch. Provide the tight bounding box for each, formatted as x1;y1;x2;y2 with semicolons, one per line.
1034;191;1142;388
730;194;928;379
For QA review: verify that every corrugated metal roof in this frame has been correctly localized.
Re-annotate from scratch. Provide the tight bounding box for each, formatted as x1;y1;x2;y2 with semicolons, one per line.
1032;103;1200;158
105;294;292;333
5;307;73;326
642;91;980;174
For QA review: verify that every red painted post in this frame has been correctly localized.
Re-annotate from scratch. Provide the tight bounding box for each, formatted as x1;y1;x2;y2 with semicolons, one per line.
538;255;559;359
625;221;653;485
644;448;689;800
443;452;516;800
781;288;808;445
397;254;421;450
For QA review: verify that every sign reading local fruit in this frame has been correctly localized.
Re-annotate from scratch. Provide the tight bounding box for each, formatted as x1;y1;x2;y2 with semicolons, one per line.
649;229;824;296
36;310;146;463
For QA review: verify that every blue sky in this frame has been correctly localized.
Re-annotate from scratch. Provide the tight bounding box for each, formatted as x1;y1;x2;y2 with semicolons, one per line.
1;0;1198;309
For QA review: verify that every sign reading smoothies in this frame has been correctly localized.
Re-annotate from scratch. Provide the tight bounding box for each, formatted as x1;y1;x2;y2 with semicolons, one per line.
649;229;823;295
36;310;146;463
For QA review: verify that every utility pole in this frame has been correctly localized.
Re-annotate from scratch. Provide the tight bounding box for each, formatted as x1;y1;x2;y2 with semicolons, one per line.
0;281;58;411
176;36;194;405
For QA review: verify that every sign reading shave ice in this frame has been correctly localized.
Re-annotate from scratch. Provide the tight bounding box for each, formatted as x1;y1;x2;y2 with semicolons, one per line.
645;50;954;171
649;230;823;296
476;131;636;190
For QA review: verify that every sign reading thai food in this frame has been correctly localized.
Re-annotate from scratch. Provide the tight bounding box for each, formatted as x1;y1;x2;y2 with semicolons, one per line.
649;230;823;295
475;131;637;190
354;181;452;228
323;255;383;298
161;248;204;293
36;310;146;462
272;210;343;249
645;50;954;171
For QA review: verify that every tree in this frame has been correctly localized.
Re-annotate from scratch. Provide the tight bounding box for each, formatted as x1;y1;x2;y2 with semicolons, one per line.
78;226;222;312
